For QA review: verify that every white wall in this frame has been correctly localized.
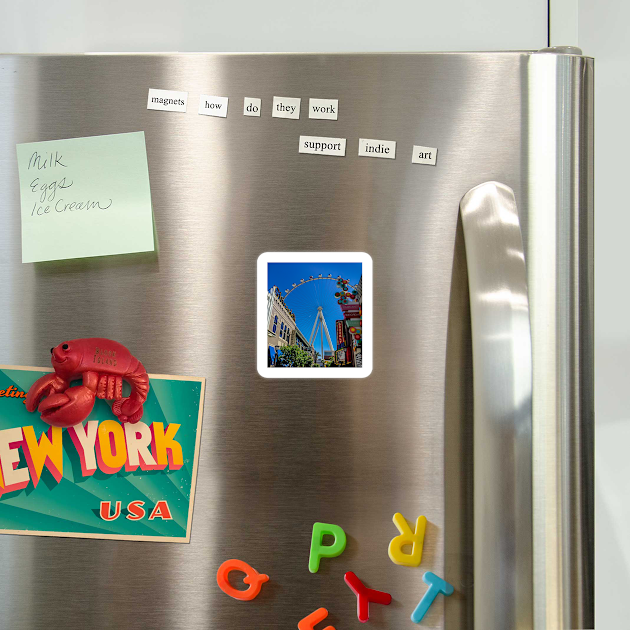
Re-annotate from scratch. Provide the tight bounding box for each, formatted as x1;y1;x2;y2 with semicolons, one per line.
575;2;629;627
0;0;547;53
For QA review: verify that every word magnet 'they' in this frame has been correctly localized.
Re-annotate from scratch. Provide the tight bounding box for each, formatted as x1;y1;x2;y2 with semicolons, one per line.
388;512;427;567
308;522;347;573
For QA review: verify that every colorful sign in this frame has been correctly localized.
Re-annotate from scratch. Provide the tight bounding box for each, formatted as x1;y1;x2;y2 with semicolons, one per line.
0;366;205;543
340;303;360;312
341;305;361;321
336;320;346;349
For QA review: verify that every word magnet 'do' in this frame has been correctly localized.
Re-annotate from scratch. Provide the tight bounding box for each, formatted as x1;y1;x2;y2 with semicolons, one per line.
388;512;427;566
308;522;346;573
216;559;269;601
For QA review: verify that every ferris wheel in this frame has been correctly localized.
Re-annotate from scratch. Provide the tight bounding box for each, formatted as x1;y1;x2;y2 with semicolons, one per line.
282;275;359;361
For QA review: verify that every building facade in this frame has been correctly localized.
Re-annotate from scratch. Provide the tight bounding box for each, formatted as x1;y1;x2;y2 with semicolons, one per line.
267;286;297;350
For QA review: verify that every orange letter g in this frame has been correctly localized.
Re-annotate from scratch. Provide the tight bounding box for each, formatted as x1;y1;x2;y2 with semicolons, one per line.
216;559;269;601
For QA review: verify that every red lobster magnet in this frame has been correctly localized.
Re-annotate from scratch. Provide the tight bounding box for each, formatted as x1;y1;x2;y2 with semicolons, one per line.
26;338;149;428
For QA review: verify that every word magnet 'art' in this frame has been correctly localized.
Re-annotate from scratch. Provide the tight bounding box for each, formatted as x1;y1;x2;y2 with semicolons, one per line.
217;515;454;626
0;338;205;542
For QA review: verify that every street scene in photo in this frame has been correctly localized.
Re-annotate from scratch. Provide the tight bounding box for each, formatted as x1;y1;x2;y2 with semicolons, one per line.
267;262;363;368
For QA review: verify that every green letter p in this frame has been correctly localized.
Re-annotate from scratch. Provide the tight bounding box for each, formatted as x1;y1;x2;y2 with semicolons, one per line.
308;522;347;573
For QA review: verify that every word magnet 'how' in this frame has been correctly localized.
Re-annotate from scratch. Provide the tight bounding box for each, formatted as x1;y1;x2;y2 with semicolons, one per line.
344;571;392;622
388;512;427;567
298;607;335;630
216;559;269;601
411;572;454;624
308;522;346;573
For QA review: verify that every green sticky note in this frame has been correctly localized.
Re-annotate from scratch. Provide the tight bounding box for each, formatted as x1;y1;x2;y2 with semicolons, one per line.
16;131;155;263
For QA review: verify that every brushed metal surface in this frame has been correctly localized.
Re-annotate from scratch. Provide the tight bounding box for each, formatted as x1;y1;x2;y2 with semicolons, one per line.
527;53;595;629
0;52;593;629
460;182;533;630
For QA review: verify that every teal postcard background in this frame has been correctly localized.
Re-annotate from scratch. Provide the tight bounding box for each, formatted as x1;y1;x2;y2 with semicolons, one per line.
0;367;204;542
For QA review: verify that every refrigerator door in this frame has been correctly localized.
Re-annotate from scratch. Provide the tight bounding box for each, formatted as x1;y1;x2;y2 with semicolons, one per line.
0;52;593;629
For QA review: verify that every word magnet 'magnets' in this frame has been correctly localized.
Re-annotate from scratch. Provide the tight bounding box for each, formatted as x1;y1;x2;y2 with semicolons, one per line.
388;512;427;566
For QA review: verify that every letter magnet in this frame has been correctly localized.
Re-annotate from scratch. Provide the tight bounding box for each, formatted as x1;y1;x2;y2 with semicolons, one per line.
388;512;427;567
216;559;269;601
308;522;347;573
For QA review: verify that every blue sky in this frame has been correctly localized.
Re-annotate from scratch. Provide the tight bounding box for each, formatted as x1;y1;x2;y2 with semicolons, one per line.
268;262;361;352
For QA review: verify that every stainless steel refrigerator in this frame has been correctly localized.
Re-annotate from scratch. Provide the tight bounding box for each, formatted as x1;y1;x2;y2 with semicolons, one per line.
0;50;593;629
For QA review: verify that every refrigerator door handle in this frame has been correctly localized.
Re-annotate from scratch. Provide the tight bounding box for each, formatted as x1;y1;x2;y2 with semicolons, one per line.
460;181;533;629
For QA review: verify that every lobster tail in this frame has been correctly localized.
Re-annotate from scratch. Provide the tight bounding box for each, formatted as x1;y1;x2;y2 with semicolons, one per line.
112;358;150;423
126;358;150;403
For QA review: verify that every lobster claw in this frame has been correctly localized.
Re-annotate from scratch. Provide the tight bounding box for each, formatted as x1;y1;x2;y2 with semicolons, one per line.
25;373;66;413
37;386;96;428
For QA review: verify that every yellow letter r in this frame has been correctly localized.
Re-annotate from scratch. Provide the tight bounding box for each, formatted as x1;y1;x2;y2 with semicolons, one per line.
388;512;427;567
